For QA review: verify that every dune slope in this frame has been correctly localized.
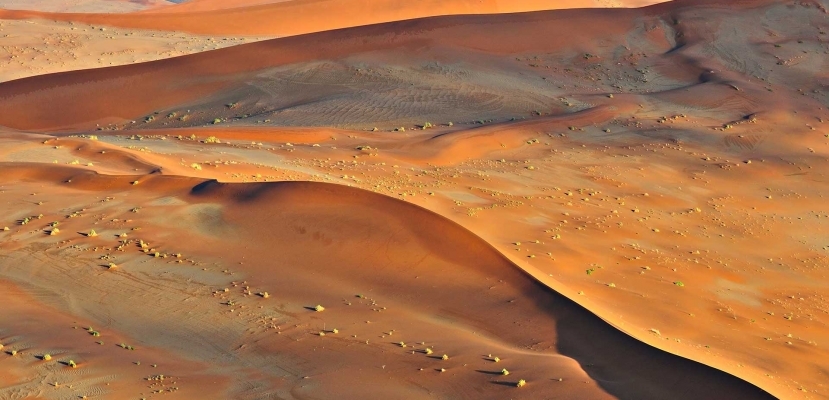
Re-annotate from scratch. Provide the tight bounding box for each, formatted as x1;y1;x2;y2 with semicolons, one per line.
0;163;773;399
0;0;669;36
0;0;821;133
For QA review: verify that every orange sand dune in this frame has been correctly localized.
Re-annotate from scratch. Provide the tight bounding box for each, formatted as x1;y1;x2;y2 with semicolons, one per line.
0;5;650;129
146;0;667;14
1;0;828;398
0;0;813;133
0;163;774;399
0;0;672;36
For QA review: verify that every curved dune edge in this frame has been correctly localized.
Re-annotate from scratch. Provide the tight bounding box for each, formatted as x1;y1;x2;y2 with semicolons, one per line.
0;162;776;399
195;178;781;400
0;0;673;36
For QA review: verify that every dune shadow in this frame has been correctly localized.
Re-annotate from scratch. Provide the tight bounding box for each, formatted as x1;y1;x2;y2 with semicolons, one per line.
490;380;519;387
476;370;504;376
186;179;777;400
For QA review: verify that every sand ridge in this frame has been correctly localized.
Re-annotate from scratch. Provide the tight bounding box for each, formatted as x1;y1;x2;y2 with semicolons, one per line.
1;0;828;398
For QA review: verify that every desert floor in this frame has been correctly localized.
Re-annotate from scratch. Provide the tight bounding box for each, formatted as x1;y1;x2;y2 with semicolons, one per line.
0;0;827;399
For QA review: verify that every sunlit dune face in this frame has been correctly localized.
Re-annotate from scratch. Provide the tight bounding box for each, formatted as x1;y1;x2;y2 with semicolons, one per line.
0;0;823;399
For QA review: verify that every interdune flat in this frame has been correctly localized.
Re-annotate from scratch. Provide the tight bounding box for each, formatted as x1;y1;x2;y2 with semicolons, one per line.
0;0;172;13
1;0;827;399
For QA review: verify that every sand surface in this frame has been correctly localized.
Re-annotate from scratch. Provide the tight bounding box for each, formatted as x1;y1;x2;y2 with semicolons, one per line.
0;0;669;36
0;0;173;13
1;0;827;399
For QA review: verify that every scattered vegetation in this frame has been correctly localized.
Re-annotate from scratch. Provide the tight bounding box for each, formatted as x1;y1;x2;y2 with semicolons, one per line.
68;360;77;368
501;368;510;376
674;281;685;287
517;379;526;388
441;354;449;360
314;305;325;312
42;354;51;361
87;229;97;237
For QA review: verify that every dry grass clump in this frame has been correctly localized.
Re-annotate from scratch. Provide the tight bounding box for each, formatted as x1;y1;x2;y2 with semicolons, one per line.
425;348;433;355
42;354;51;361
314;305;325;312
501;368;510;376
516;379;526;387
441;354;449;360
68;360;77;368
87;229;98;237
50;228;60;235
258;292;270;298
203;136;221;144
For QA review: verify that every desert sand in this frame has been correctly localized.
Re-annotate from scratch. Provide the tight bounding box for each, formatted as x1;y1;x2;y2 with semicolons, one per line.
0;0;827;399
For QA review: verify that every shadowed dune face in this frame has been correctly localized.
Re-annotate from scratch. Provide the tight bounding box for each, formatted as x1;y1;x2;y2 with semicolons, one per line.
0;165;773;398
1;0;828;398
187;179;773;399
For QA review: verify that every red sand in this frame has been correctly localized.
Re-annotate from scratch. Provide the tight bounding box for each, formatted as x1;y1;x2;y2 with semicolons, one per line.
1;0;828;398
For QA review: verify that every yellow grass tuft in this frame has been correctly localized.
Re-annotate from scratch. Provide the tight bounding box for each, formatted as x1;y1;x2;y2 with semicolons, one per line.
314;305;325;312
87;229;97;237
517;379;526;388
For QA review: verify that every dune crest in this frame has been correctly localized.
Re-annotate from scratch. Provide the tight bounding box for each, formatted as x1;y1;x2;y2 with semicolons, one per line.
1;0;826;398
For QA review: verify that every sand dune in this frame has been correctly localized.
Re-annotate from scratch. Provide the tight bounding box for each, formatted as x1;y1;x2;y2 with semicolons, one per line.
0;162;773;399
1;0;827;398
0;0;814;133
0;0;670;36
